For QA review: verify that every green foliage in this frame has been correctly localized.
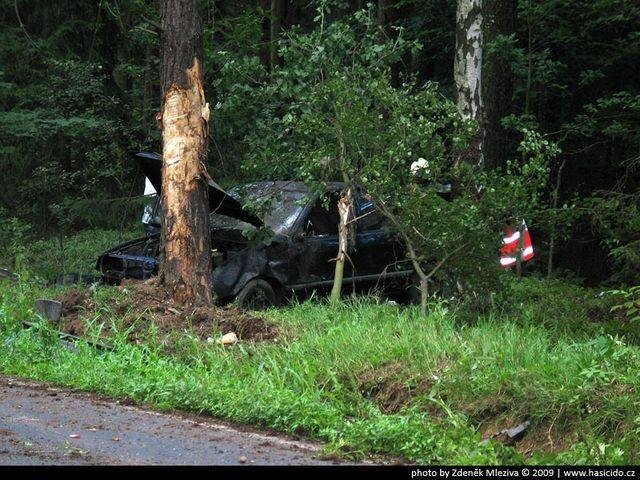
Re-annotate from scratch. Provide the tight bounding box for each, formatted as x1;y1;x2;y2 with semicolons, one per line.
552;439;630;466
211;6;559;294
586;193;640;283
0;211;31;272
491;276;640;343
0;0;637;466
0;0;159;233
610;285;640;323
0;225;138;282
490;0;640;281
0;0;638;281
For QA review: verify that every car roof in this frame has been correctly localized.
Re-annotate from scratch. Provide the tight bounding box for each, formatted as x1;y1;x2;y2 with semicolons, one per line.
239;181;346;194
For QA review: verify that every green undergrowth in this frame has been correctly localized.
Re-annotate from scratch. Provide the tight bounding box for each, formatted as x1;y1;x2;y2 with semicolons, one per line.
0;227;139;283
0;277;638;465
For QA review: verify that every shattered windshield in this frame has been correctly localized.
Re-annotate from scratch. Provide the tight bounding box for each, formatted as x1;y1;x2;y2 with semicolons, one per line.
210;182;309;235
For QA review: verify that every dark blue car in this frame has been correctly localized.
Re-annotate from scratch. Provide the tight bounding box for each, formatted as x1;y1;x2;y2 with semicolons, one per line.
96;153;413;308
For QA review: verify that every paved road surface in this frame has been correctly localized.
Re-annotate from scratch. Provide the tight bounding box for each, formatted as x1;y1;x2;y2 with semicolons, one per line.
0;375;345;465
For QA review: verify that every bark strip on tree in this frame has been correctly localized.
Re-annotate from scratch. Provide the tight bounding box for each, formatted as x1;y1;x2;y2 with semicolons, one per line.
330;186;354;303
160;58;212;306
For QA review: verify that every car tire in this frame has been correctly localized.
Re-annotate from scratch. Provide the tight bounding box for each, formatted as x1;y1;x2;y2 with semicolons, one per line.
236;279;278;310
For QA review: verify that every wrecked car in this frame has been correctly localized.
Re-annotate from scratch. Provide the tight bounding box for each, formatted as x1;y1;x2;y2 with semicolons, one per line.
97;152;413;308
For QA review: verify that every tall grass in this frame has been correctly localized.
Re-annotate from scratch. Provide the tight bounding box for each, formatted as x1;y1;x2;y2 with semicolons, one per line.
0;228;139;282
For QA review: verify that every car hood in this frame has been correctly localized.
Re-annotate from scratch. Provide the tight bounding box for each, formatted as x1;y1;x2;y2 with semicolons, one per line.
135;152;263;227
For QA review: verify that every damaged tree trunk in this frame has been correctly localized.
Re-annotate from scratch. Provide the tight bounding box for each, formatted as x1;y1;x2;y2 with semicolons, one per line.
330;186;354;303
330;121;354;304
159;0;212;306
547;158;566;281
454;0;484;166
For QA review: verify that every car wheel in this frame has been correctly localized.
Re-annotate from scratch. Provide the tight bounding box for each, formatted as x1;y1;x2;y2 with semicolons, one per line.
236;279;277;310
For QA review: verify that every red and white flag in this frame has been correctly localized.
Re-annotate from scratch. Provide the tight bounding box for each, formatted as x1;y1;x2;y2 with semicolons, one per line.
500;221;534;268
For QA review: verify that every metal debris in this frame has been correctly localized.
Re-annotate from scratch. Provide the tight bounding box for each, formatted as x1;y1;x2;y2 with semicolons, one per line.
480;420;531;445
34;299;62;323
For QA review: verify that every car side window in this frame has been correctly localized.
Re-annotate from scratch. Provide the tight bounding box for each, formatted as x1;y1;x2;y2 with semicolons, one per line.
355;194;387;232
305;194;340;236
356;209;387;232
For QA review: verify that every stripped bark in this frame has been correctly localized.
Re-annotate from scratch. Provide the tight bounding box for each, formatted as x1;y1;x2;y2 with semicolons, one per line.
454;0;484;166
330;186;354;303
159;0;212;306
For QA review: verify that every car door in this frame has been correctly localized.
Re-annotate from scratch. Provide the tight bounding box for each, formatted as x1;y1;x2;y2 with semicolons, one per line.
351;192;409;287
287;192;353;289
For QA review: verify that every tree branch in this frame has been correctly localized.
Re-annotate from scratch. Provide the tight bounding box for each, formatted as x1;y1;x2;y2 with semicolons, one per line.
14;0;38;48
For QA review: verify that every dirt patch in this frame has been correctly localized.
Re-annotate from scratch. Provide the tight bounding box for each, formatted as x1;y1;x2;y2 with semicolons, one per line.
515;426;574;458
58;289;92;336
356;362;432;414
464;395;511;425
469;391;577;457
479;415;574;457
56;279;278;347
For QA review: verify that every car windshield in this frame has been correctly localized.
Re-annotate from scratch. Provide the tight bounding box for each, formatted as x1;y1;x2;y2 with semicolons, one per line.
210;182;309;235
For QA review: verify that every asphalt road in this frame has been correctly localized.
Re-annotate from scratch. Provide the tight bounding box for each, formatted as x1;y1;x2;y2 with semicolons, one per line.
0;375;343;465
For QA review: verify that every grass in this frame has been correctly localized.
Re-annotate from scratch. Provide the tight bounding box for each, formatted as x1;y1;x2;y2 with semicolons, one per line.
1;227;139;283
0;276;638;465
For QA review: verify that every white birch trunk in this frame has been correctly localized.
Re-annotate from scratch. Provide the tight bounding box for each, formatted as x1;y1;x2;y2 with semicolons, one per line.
455;0;484;165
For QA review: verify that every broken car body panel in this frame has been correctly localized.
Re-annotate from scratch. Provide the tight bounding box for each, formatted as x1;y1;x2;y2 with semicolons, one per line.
134;152;263;227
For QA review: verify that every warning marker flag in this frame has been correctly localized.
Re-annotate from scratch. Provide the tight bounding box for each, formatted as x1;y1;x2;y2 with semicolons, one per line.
500;220;534;268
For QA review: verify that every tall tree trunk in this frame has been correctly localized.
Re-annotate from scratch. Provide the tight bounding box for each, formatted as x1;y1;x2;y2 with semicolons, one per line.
483;0;514;169
377;0;386;26
159;0;213;306
524;0;532;117
143;43;154;139
269;0;284;72
454;0;484;166
547;158;566;281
